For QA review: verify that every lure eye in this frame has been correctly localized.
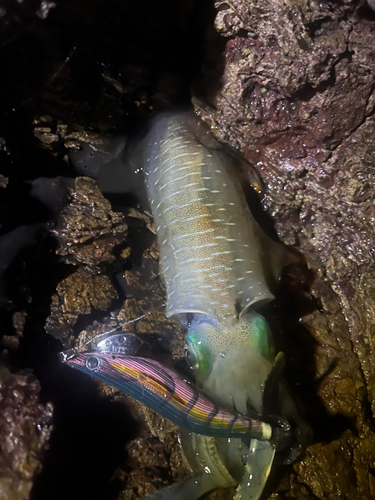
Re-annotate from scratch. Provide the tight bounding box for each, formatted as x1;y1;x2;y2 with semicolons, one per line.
86;356;100;371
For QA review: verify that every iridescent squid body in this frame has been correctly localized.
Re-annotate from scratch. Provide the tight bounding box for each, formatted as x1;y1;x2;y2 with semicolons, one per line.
140;113;300;500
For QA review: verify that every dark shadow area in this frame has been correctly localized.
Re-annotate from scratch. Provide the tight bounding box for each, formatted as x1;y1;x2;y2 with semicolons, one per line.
31;362;137;500
261;273;354;445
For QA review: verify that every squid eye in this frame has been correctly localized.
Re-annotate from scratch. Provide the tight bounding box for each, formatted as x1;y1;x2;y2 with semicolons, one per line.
185;346;199;371
86;356;100;371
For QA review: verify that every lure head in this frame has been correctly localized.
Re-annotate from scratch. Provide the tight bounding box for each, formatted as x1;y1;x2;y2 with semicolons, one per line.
62;351;107;374
185;312;275;415
84;331;143;355
59;333;143;386
61;351;132;388
59;332;142;363
61;351;131;393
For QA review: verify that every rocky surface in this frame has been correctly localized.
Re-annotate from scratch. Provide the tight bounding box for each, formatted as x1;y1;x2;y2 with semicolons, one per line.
53;177;128;268
112;399;190;500
45;177;128;345
0;367;53;500
46;267;118;344
194;0;375;498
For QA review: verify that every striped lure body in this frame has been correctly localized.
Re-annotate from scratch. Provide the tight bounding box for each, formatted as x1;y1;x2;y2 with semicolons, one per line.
66;351;272;441
144;113;274;325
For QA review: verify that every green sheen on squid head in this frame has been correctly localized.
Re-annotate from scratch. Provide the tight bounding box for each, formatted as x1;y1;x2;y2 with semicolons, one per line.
185;312;275;377
185;312;275;416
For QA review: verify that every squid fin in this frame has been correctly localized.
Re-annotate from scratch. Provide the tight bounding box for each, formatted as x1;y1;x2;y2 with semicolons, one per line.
234;439;275;500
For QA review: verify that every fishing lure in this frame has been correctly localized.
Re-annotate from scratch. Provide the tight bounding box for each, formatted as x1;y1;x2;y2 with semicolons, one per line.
63;349;275;441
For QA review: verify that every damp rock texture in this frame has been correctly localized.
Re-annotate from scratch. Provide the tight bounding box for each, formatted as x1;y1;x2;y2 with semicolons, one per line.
46;177;126;344
112;399;191;500
46;268;118;343
196;1;375;498
0;367;53;500
53;176;128;268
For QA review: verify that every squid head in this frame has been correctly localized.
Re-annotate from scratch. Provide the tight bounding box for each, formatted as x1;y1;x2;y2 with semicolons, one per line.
185;312;275;416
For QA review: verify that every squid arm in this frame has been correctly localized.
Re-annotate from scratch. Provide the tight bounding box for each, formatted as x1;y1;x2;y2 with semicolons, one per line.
144;432;237;500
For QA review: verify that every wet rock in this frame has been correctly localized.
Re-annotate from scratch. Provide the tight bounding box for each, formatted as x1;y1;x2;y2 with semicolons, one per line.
116;468;166;500
53;177;128;268
99;385;190;500
194;1;375;498
45;268;118;343
0;367;53;500
1;311;27;351
125;208;156;236
294;429;375;500
33;117;109;152
270;473;315;499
